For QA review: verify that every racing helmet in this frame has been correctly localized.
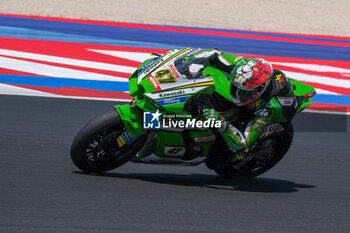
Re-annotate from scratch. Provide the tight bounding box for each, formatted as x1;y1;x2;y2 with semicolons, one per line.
230;58;273;106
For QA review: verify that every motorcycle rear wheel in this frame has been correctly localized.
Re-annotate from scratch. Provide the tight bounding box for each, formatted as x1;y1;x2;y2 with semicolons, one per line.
71;110;143;173
212;124;294;179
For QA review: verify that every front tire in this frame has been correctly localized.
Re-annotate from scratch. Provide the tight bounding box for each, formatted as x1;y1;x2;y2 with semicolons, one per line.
71;110;142;173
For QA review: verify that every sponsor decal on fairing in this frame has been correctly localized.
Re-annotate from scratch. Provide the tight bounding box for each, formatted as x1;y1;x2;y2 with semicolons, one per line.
147;74;161;91
137;55;170;83
164;146;185;155
194;135;216;142
265;123;284;136
254;108;272;118
256;119;267;125
145;86;206;100
277;96;294;106
156;96;188;105
138;56;162;74
137;48;191;83
158;90;184;98
169;64;180;78
253;123;263;132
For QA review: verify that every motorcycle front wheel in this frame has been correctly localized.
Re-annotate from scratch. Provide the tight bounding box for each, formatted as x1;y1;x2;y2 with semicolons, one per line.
71;110;144;173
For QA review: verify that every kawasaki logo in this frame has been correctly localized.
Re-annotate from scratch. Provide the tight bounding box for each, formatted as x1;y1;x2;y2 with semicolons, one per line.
145;86;206;100
158;90;184;98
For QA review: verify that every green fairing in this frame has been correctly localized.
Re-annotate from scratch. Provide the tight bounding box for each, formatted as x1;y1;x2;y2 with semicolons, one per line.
289;78;316;112
114;104;143;137
203;67;232;101
153;130;184;158
129;71;142;97
270;97;289;122
128;73;139;97
139;75;155;94
135;99;159;112
155;97;189;113
221;53;244;65
187;130;215;156
129;57;159;97
151;129;215;159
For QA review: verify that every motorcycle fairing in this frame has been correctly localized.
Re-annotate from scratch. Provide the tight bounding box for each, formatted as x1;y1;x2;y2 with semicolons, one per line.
137;47;192;84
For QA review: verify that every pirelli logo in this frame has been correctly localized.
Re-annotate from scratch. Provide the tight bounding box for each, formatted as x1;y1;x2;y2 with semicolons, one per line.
147;74;161;91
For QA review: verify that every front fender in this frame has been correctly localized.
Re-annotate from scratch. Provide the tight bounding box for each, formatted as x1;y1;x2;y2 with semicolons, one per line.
114;104;144;137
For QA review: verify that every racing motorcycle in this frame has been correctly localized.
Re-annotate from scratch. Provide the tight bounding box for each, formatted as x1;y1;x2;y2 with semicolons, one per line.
71;48;316;179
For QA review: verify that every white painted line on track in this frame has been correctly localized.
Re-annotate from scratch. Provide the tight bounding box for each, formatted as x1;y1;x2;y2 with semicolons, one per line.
283;71;350;88
314;89;340;95
272;62;350;74
0;83;54;96
0;92;131;102
0;56;128;82
304;108;350;115
0;49;136;73
88;49;154;63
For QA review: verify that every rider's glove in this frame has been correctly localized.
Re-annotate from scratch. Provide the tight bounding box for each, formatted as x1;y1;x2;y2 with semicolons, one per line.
202;108;228;133
203;108;220;121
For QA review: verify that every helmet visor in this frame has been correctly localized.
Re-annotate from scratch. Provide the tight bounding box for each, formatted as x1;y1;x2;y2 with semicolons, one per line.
230;84;262;106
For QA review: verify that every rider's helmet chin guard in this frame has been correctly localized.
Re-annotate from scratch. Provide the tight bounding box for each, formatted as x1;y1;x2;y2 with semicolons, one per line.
230;58;273;106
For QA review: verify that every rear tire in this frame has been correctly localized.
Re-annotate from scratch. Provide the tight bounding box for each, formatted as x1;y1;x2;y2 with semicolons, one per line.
71;110;142;173
212;124;294;179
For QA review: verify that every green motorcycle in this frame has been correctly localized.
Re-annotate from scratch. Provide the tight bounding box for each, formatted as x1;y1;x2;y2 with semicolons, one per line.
71;48;316;179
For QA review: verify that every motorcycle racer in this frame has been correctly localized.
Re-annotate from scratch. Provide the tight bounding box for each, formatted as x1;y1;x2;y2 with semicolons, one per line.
179;49;298;162
71;46;315;176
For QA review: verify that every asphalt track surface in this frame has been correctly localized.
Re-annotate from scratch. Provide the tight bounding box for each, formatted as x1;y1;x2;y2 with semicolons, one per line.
0;95;349;233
